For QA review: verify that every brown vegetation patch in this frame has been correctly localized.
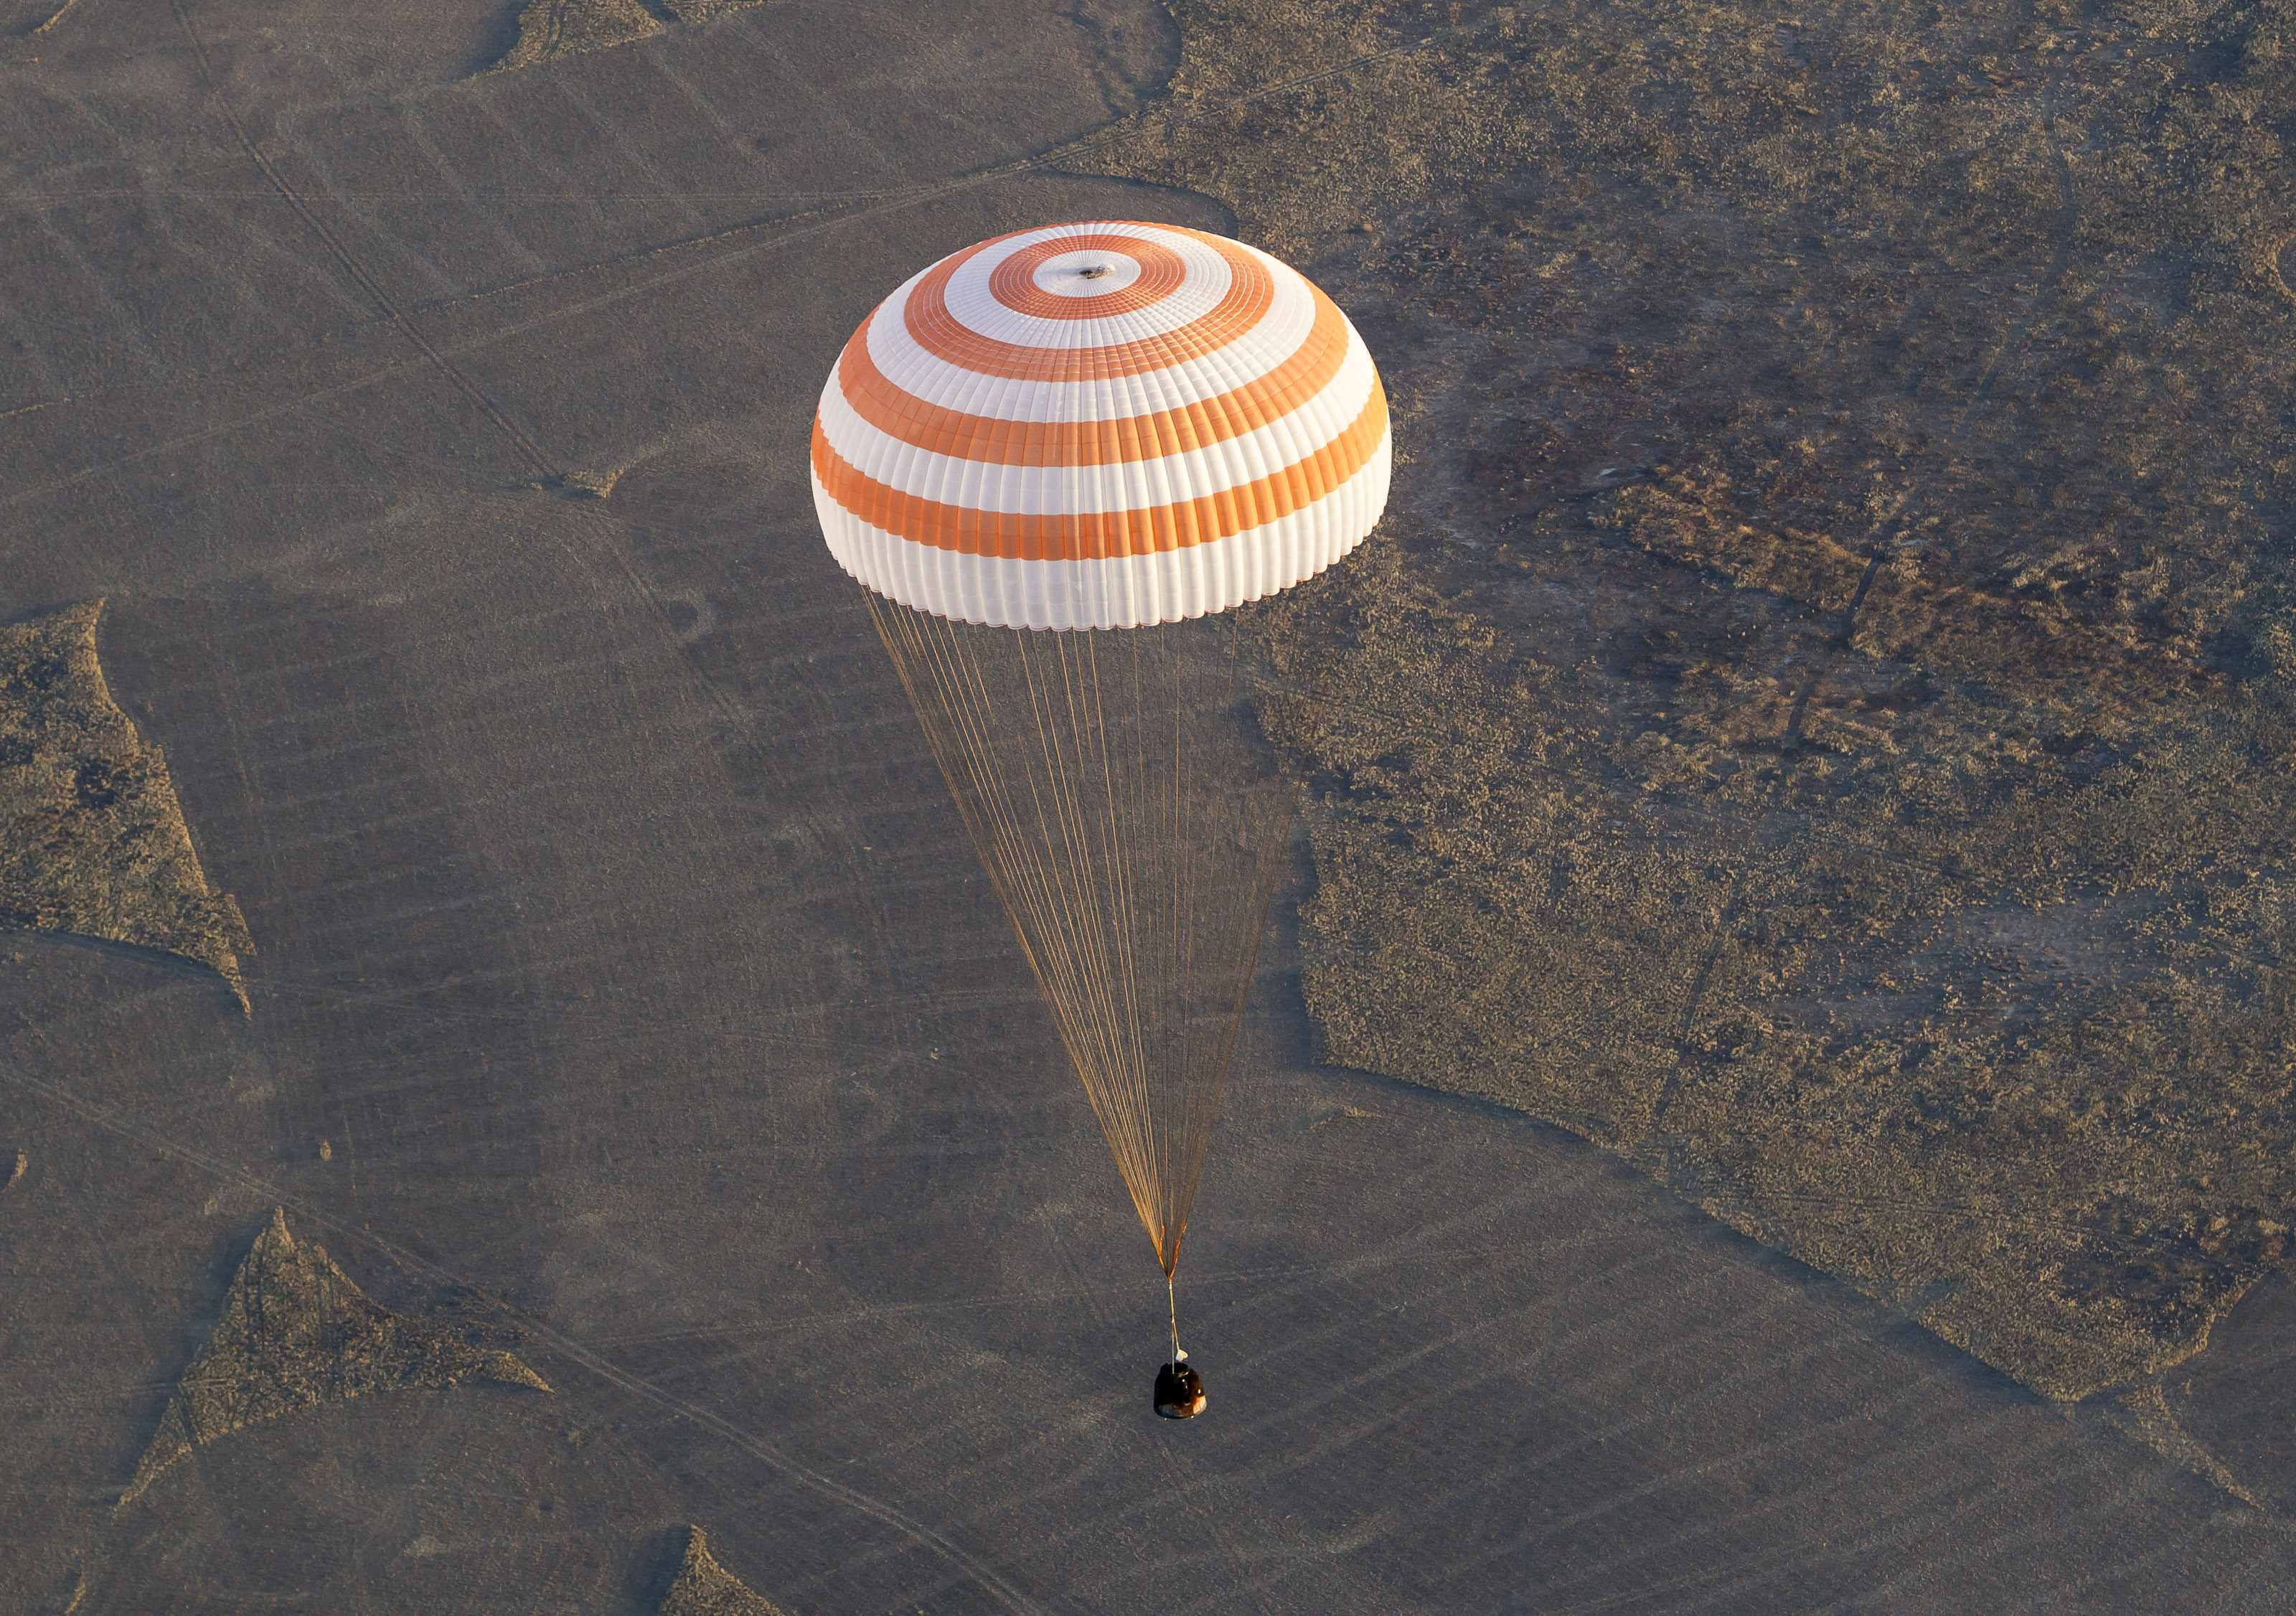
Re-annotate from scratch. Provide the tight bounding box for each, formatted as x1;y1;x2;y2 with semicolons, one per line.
488;0;768;72
119;1209;550;1511
659;0;768;21
1077;0;2296;1397
542;467;623;500
659;1525;790;1616
2109;1379;2263;1506
492;0;662;71
0;601;252;1013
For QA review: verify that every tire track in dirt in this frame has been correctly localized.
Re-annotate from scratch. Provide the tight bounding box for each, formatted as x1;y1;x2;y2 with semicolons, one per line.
3;24;1522;1599
171;0;557;479
9;1;1523;521
0;1035;1048;1615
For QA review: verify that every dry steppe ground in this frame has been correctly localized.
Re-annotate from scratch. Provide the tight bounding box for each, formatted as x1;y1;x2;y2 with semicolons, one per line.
4;0;2296;1612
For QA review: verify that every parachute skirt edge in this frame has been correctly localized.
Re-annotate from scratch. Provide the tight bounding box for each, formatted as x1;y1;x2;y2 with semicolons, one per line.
812;428;1393;631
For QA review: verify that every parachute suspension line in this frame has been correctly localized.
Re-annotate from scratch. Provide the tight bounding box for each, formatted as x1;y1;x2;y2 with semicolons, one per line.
1168;1274;1185;1365
1088;629;1154;1248
1156;628;1189;1271
1168;625;1207;1271
1035;628;1157;1239
978;623;1153;1242
1022;621;1161;1255
864;589;1289;1283
895;596;1161;1249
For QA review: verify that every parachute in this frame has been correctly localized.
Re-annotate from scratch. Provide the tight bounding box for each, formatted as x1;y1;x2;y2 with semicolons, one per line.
811;221;1391;1400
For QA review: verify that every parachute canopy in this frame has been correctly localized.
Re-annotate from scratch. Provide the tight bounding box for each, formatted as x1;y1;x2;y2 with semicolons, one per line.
814;222;1388;1300
811;220;1392;631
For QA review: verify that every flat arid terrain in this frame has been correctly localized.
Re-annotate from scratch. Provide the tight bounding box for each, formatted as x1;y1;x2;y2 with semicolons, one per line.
4;0;2295;1610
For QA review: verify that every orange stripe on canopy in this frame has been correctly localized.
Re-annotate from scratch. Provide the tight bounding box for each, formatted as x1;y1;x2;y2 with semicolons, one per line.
811;378;1388;562
902;227;1274;382
834;288;1353;469
987;233;1190;321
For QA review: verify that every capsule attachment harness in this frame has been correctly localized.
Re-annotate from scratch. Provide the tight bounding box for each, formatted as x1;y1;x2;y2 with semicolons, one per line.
1154;1276;1206;1417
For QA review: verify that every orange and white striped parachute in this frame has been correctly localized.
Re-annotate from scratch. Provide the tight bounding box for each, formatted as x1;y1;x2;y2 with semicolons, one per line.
812;226;1388;1368
811;220;1391;631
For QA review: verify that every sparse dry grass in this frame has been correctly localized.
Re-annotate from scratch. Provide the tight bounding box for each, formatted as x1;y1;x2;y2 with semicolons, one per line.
487;0;770;72
659;1525;790;1616
0;601;253;1014
1073;0;2296;1399
659;0;767;21
492;0;662;71
120;1209;550;1511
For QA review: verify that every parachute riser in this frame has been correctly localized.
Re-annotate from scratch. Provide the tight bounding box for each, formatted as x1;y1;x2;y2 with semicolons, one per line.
866;595;1289;1277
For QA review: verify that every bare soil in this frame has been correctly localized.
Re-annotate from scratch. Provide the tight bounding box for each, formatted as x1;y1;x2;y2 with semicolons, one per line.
5;0;2295;1611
